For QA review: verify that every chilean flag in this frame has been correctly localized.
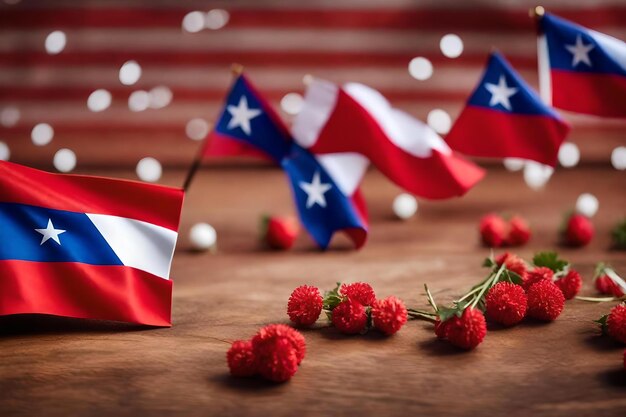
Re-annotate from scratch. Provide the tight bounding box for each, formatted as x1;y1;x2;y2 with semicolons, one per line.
445;52;570;166
202;74;367;249
292;78;485;199
537;12;626;118
0;161;184;326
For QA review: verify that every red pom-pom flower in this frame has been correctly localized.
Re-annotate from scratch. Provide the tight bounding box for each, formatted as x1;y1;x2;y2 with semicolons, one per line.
485;282;527;326
527;280;565;321
287;285;323;326
340;282;376;306
371;296;408;335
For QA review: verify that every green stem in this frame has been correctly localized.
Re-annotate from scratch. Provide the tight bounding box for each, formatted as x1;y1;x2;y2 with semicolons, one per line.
407;308;437;322
469;263;506;309
575;296;621;302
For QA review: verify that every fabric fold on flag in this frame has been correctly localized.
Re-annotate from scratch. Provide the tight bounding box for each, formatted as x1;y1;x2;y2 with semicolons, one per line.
445;52;570;167
292;79;485;200
202;74;367;249
0;161;184;327
537;12;626;118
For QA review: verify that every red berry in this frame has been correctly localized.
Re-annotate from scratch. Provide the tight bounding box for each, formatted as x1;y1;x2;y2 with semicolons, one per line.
445;308;487;350
524;267;554;291
480;213;507;248
261;215;299;250
227;340;257;377
527;280;565;321
251;324;306;382
485;282;527;326
607;304;626;345
564;213;594;247
555;270;582;300
496;252;528;281
434;319;449;339
331;298;368;334
507;215;531;246
595;275;625;297
371;296;408;335
340;282;376;306
287;285;323;326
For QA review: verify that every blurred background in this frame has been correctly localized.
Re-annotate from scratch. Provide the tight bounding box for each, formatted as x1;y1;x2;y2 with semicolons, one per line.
0;0;624;182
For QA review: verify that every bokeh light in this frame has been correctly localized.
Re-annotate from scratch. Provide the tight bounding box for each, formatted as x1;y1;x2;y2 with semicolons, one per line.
45;31;66;55
31;123;54;146
427;109;451;134
392;193;418;220
189;223;217;251
575;193;599;218
0;141;9;161
182;11;205;33
0;106;20;127
280;93;304;115
523;161;553;190
205;9;230;30
136;157;162;182
128;90;150;112
186;118;211;141
148;86;173;109
440;34;464;58
408;57;433;81
611;146;626;170
87;89;112;112
503;158;525;172
558;142;580;168
119;61;142;86
53;148;77;173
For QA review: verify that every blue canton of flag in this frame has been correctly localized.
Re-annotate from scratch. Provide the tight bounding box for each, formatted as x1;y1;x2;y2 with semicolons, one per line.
203;74;367;249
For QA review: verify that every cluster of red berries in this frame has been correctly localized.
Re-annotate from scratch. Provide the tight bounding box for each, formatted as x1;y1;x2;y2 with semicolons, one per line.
593;263;626;298
287;282;408;336
226;324;306;382
410;251;581;350
260;215;300;250
479;213;531;248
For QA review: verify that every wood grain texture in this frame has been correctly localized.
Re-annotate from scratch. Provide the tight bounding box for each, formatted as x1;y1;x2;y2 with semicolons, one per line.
0;166;625;417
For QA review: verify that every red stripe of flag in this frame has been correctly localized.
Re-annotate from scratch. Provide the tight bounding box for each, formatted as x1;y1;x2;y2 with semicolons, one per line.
0;161;183;231
0;260;172;327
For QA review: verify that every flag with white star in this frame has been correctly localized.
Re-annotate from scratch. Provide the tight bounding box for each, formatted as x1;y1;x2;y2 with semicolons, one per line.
537;12;626;118
200;73;368;249
445;52;570;166
0;160;184;326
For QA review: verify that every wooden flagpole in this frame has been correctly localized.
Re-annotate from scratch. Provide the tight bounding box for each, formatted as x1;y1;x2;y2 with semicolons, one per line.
182;63;244;192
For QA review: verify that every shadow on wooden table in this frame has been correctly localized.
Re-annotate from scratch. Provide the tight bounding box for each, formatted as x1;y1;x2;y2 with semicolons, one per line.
210;373;285;391
0;314;154;336
598;368;626;388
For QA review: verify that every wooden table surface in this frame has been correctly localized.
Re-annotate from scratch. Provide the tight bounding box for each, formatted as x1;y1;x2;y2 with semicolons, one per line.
0;166;625;417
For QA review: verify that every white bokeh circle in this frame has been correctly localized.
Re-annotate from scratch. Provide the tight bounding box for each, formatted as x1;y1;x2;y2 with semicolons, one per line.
427;109;451;134
393;193;418;220
136;157;162;182
31;123;54;146
408;57;433;81
189;223;217;251
186;118;211;141
53;148;77;173
45;31;66;55
575;193;599;218
558;142;580;168
119;60;142;86
440;34;464;58
87;89;112;112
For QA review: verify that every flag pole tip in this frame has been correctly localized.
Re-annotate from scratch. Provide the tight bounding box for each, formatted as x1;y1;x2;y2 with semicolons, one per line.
231;63;244;75
530;6;545;17
303;74;314;86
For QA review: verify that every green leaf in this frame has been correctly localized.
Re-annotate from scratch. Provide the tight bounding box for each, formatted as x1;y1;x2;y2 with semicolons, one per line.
594;314;609;334
437;305;463;322
612;218;626;249
533;251;569;273
482;257;495;268
322;282;344;311
502;270;524;285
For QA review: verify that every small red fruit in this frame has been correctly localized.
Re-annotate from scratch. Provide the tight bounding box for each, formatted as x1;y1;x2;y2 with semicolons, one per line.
496;252;528;281
595;275;625;297
524;266;554;291
261;215;299;250
564;213;594;247
480;213;507;248
507;215;531;246
251;324;306;382
434;319;449;339
371;296;408;335
227;340;257;377
287;285;323;327
527;280;565;321
607;304;626;345
555;270;582;300
340;282;376;306
331;298;368;334
445;308;487;350
485;282;527;326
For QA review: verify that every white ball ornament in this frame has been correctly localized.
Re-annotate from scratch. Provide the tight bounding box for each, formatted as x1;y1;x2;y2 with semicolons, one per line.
575;193;599;218
189;223;217;252
393;193;418;220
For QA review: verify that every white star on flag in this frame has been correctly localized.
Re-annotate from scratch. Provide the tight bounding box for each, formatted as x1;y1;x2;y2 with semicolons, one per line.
565;35;594;67
35;218;66;246
485;75;518;111
226;95;262;136
299;171;332;209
